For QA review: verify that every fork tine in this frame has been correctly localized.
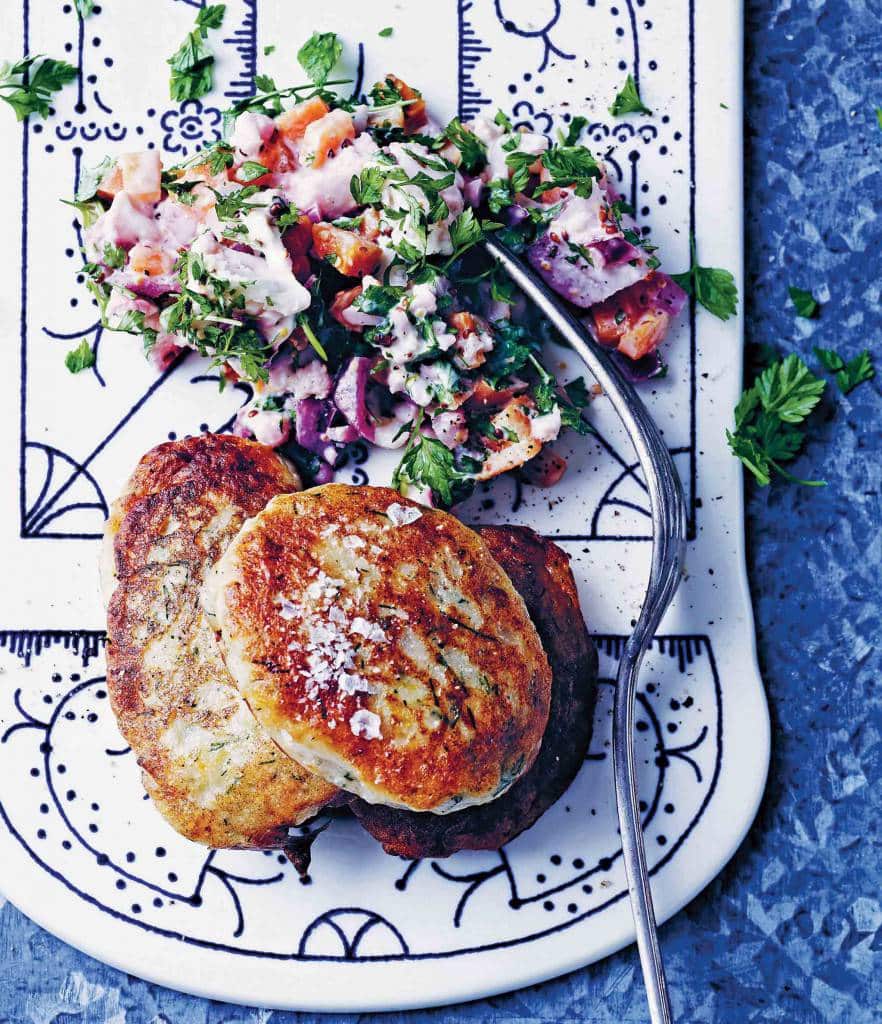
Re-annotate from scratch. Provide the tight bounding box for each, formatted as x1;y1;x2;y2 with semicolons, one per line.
482;237;686;1024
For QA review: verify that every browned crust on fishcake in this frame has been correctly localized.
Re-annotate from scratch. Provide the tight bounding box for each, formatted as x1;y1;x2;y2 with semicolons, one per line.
349;525;598;857
211;485;553;813
105;435;336;849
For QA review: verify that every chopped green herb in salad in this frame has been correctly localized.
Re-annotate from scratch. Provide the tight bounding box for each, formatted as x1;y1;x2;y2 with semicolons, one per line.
65;31;696;506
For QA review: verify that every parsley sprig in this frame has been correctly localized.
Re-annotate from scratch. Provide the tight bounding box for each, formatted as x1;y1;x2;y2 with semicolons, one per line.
0;55;77;121
727;354;826;486
671;236;739;321
814;347;875;395
167;4;226;102
391;412;473;506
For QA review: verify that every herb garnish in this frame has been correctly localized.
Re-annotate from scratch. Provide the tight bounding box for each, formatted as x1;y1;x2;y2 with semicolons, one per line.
561;115;588;146
392;416;470;505
814;347;875;395
64;339;95;374
671;236;738;321
297;31;342;87
436;117;486;173
167;4;226;101
727;354;826;486
788;286;818;319
0;55;77;121
609;74;652;117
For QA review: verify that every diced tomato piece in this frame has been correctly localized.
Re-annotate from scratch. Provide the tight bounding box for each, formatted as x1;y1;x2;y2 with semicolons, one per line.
616;311;670;360
276;96;330;142
468;378;527;410
128;244;174;276
591;300;627;345
281;215;314;282
118;151;162;204
300;109;355;167
447;310;488;339
380;74;428;132
311;222;382;277
591;281;672;359
226;134;293;185
97;162;123;200
330;286;364;329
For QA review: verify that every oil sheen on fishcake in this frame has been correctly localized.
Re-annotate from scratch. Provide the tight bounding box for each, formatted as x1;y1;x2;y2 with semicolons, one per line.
104;434;337;849
207;485;553;813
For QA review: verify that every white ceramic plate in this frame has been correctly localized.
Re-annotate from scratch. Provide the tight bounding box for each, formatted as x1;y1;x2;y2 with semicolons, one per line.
0;0;767;1012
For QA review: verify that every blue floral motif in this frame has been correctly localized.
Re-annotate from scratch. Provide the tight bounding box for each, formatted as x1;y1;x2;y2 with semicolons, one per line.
160;100;222;156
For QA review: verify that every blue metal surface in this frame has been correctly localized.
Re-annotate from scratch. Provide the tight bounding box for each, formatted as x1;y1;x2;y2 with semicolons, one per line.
2;0;880;1020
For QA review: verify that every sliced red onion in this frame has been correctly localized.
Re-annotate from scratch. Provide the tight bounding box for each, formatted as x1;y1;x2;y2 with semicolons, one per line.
228;242;257;256
503;204;530;228
333;356;375;442
108;271;180;299
312;461;335;484
649;273;687;318
325;423;359;443
463;176;485;208
593;236;641;267
342;305;383;329
527;232;647;308
295;398;331;456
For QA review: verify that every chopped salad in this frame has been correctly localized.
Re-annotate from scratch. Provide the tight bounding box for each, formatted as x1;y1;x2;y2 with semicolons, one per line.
70;42;686;505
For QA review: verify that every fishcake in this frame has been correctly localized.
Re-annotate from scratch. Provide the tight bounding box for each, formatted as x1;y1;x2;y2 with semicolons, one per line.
101;433;302;603
207;485;553;813
104;435;337;849
348;525;598;856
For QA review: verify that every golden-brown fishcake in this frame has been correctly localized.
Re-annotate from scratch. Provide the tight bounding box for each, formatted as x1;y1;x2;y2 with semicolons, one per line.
207;485;553;814
104;435;337;849
349;525;598;856
101;433;302;603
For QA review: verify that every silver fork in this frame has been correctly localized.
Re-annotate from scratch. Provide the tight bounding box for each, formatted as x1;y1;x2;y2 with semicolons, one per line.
484;237;686;1024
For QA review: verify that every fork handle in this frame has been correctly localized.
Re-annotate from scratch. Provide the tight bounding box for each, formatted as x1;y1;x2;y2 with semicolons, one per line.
615;640;674;1024
482;238;683;1024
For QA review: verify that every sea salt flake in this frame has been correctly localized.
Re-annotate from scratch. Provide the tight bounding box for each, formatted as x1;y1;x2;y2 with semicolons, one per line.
387;502;422;527
342;535;366;550
350;709;382;740
350;616;387;643
338;672;378;696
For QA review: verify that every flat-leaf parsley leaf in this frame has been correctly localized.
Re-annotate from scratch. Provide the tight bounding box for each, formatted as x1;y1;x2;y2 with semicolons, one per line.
671;236;738;321
788;285;818;319
297;31;342;87
609;74;652;117
64;339;95;374
727;354;826;487
814;347;875;394
0;55;78;121
167;5;226;101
